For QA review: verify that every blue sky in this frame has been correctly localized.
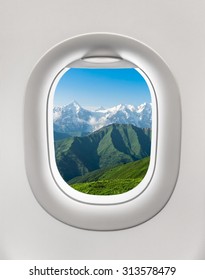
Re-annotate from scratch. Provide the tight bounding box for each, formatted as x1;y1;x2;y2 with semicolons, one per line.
54;68;151;109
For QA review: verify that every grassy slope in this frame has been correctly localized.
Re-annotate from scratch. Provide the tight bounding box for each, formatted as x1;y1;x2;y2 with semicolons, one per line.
69;157;150;195
55;124;151;181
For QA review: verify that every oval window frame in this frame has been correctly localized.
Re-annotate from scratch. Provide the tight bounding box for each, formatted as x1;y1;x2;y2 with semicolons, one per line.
24;33;181;230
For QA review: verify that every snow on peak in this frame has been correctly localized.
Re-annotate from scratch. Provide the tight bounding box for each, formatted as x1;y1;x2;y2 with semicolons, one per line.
54;101;152;136
137;103;146;112
137;102;151;112
64;100;81;112
95;106;105;112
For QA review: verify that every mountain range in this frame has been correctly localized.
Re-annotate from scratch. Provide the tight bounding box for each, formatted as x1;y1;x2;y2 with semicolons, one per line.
55;123;151;182
53;101;152;137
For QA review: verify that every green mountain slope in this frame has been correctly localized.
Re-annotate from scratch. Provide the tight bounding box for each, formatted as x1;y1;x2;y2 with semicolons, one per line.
54;131;70;141
55;124;151;181
69;156;150;183
69;157;150;195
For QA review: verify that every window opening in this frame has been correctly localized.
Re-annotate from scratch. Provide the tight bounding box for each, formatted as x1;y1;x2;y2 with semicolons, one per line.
52;68;152;195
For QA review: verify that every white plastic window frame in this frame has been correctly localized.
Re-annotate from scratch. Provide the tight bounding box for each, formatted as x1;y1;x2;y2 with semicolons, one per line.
24;33;181;230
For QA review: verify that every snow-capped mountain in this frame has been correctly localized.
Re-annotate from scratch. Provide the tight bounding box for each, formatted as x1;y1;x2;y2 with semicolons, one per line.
54;101;152;136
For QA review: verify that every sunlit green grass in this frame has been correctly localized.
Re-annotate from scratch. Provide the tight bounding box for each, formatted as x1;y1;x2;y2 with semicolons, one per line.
69;157;150;195
70;178;143;195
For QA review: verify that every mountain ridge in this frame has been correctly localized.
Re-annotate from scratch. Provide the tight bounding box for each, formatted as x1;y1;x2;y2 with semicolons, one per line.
54;101;152;136
55;123;151;181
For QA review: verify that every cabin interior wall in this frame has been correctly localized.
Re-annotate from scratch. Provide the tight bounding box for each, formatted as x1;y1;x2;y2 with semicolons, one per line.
0;0;205;259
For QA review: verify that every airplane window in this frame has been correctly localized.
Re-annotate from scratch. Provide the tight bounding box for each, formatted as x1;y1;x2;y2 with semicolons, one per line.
25;33;180;228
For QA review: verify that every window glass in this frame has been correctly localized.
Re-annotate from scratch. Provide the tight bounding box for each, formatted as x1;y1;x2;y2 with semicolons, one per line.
53;68;152;195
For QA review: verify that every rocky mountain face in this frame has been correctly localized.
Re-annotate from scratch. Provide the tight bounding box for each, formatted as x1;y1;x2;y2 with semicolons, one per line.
53;101;152;137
